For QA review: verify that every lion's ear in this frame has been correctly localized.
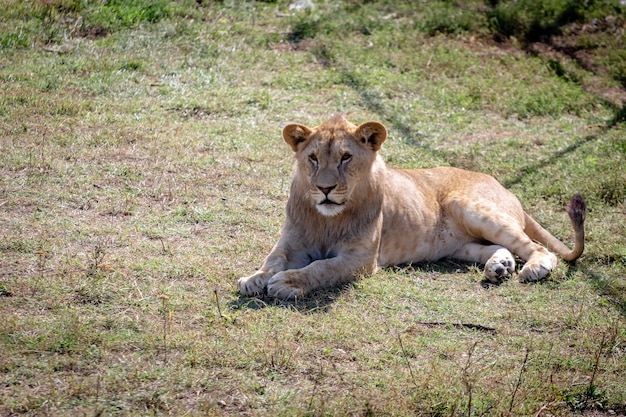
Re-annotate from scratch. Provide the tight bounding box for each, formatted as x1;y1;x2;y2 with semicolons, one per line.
356;121;387;152
283;123;313;152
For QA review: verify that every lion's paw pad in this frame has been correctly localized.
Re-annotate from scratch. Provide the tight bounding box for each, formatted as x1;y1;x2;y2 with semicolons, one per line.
484;249;516;281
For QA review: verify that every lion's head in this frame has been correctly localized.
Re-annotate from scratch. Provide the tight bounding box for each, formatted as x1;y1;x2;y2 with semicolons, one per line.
282;114;387;217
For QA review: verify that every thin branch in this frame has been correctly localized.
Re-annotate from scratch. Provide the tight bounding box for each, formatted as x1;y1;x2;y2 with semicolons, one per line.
534;401;558;417
214;289;223;318
396;331;419;391
508;347;531;415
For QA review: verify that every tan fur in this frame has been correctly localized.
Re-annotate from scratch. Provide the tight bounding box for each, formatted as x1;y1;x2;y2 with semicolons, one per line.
238;115;586;299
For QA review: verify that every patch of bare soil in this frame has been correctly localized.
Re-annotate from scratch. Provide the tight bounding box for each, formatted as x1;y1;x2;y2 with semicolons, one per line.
526;15;626;108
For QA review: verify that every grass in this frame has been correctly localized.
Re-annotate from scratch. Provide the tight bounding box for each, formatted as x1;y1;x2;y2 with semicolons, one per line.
1;0;625;415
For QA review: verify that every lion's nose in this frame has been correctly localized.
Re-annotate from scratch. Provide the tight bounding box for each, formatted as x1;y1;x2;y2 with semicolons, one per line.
318;185;336;196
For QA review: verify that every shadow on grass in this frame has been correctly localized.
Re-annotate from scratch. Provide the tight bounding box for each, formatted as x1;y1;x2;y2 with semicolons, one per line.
501;134;597;189
387;258;475;276
580;255;626;317
228;283;352;314
229;260;481;313
339;64;626;191
227;257;621;319
340;68;458;165
610;104;626;126
342;64;606;187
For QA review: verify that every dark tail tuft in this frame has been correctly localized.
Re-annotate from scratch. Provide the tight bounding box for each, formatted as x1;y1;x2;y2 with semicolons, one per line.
566;193;587;229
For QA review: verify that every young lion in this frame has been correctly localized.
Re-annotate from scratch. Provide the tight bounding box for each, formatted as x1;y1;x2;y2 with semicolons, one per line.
238;114;586;299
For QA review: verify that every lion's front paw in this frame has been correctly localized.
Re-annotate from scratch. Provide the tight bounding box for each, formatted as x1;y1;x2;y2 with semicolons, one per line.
484;248;516;282
267;271;306;300
238;271;274;296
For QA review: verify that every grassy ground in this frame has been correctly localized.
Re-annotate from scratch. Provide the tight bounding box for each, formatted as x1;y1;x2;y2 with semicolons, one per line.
1;0;625;415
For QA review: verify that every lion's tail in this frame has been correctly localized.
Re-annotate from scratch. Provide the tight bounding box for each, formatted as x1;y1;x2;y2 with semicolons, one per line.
524;193;587;262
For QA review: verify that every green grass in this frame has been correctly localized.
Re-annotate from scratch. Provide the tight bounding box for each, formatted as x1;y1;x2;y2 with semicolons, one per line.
1;0;625;415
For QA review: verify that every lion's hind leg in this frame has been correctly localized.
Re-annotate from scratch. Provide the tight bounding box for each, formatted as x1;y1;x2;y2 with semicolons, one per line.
447;195;559;282
447;200;522;281
471;227;558;283
452;243;516;282
481;226;558;282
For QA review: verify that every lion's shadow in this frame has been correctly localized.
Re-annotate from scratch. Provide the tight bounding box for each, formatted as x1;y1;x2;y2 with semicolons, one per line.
228;284;347;314
228;260;492;314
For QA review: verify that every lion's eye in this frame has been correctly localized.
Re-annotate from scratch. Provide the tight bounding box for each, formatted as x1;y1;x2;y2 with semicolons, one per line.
340;154;352;164
308;154;318;164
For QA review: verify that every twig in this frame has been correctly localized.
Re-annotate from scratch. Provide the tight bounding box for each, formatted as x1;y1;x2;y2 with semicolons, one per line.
396;331;419;391
386;323;419;391
534;401;556;417
94;373;102;416
159;294;171;363
158;237;169;255
214;289;223;318
461;341;479;417
589;332;607;391
95;374;100;403
508;346;531;415
418;321;496;333
307;363;323;412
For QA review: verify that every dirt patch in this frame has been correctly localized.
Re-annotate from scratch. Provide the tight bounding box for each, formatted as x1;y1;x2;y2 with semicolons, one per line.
79;24;109;39
525;15;626;107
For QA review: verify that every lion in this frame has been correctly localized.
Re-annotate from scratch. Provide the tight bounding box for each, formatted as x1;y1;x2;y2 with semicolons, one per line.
238;114;586;299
